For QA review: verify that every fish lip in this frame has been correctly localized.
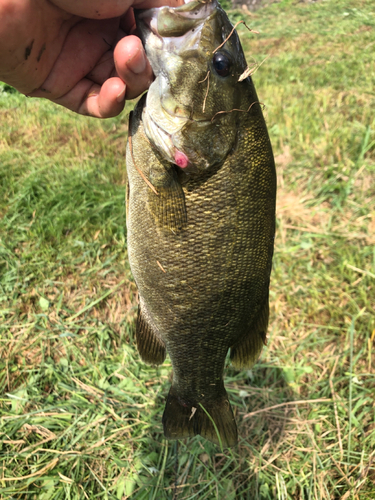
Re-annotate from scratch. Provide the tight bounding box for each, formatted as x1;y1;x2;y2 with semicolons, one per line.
135;0;216;40
159;101;211;124
136;0;214;23
134;9;159;42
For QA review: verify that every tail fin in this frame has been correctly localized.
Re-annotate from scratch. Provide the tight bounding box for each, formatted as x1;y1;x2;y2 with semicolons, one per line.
162;387;238;448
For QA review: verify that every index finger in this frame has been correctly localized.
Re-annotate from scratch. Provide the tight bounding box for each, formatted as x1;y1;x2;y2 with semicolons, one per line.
133;0;184;8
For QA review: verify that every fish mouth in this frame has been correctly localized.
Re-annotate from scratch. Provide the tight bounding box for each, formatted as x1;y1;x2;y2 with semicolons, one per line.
136;0;216;42
136;0;217;171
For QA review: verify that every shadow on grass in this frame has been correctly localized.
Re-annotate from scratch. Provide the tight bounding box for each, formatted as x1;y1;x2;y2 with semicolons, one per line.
127;363;297;500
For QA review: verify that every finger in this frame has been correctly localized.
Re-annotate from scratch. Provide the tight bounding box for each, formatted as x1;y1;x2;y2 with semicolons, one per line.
120;8;136;34
49;76;127;118
50;0;132;18
134;0;184;8
114;35;153;100
50;0;184;19
86;27;129;84
86;50;116;84
29;18;120;99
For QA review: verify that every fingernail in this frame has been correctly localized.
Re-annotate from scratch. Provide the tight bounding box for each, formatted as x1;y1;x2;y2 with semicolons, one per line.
128;48;147;74
116;84;126;103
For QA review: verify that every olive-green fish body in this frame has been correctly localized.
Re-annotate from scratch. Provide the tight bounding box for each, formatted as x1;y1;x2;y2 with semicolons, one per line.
126;0;276;447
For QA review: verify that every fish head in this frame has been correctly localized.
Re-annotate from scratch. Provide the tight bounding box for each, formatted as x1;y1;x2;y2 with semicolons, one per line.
136;0;251;173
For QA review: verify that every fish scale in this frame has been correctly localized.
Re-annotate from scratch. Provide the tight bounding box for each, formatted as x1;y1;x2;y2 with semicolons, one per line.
126;0;276;447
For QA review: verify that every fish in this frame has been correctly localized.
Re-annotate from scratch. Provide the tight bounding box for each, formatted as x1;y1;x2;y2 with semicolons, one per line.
126;0;276;448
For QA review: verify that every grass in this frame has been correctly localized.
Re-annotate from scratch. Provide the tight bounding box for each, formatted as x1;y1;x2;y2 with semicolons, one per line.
0;0;374;498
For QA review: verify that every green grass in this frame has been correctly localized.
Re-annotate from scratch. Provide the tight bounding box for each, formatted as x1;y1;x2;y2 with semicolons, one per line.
1;0;375;498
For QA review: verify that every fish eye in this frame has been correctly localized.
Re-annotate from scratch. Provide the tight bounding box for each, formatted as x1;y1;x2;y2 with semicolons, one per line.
212;52;231;77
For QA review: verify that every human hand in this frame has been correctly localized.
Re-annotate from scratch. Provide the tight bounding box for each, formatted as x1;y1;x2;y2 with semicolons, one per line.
0;0;182;117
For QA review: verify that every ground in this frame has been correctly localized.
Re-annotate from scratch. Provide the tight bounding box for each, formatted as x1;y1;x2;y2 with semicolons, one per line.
0;0;374;498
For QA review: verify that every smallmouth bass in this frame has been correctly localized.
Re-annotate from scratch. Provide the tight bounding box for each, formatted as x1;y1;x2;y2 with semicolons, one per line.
126;0;276;447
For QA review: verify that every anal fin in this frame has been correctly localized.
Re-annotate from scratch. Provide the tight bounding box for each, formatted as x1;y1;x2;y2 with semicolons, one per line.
136;306;166;365
230;293;269;370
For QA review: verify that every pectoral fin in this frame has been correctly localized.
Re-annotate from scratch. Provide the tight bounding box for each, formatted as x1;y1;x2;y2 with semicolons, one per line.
136;306;166;366
230;293;269;369
148;171;187;233
128;109;187;233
